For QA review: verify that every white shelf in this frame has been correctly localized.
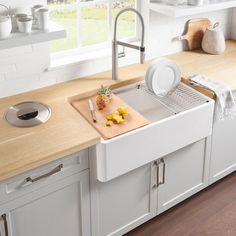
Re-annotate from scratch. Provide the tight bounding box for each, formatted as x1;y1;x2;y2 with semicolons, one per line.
0;21;66;50
149;0;236;17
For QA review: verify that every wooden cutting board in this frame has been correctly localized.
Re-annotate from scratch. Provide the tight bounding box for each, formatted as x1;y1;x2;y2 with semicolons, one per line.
179;18;212;50
72;94;150;140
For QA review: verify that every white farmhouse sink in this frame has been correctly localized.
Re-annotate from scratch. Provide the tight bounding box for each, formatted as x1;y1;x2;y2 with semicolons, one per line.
91;82;215;182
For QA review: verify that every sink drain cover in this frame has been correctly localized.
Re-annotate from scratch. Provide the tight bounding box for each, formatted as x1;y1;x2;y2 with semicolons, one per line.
5;101;51;127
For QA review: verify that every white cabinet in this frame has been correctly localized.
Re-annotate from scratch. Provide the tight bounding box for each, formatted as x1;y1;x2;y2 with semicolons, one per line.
0;150;91;236
0;171;90;236
90;138;210;236
157;139;210;214
209;117;236;184
90;160;157;236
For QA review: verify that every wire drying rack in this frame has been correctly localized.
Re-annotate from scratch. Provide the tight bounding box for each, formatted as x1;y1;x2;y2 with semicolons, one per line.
137;81;210;114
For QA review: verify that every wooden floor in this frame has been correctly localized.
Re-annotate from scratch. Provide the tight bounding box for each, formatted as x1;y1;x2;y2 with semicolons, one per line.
125;172;236;236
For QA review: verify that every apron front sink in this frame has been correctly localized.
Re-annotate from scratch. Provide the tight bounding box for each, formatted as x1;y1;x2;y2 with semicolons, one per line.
91;82;215;182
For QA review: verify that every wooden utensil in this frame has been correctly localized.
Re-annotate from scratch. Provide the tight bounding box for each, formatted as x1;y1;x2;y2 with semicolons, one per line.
72;94;150;140
181;77;216;100
178;18;212;50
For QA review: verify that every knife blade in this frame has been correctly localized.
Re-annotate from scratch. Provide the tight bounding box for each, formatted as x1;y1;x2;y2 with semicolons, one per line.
88;99;97;123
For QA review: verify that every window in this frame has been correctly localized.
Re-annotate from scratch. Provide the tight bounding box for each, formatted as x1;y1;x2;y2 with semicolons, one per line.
47;0;138;57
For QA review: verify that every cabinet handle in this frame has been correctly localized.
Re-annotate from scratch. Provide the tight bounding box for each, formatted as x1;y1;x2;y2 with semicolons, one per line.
159;158;166;185
152;161;159;188
1;214;9;236
26;164;63;183
153;158;166;188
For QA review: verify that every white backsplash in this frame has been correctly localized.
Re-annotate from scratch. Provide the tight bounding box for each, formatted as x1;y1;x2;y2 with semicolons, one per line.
0;3;234;98
148;9;232;58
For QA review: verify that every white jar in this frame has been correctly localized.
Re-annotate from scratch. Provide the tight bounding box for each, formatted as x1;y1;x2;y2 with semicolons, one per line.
17;17;33;33
188;0;204;6
165;0;187;5
0;15;12;38
35;7;49;30
202;22;225;55
12;13;29;29
0;4;12;39
31;5;44;20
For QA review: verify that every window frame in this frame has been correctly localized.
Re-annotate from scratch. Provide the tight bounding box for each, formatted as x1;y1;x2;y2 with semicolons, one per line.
48;0;142;61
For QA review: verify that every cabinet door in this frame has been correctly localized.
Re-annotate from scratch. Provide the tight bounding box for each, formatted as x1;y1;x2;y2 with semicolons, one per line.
157;139;208;214
210;118;236;184
0;170;90;236
90;161;157;236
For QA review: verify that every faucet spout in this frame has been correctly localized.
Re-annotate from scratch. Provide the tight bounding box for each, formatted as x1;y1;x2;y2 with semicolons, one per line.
112;8;145;80
140;48;145;64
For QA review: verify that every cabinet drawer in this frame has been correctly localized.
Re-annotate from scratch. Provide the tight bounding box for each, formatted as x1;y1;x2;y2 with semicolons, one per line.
0;149;88;204
0;169;91;236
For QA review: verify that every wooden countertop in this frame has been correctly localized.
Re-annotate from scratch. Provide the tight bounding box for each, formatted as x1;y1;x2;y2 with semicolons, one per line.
1;40;236;182
0;63;148;181
169;40;236;91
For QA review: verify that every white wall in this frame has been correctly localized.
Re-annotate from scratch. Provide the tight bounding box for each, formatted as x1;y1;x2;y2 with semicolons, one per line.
148;9;232;58
0;0;50;97
0;1;234;98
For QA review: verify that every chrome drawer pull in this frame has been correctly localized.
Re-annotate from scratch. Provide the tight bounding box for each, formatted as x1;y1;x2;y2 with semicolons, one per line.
26;164;63;183
153;158;166;188
2;214;9;236
152;161;159;188
159;158;166;185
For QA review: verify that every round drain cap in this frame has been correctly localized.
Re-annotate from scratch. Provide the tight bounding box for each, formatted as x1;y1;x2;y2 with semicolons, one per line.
5;101;51;127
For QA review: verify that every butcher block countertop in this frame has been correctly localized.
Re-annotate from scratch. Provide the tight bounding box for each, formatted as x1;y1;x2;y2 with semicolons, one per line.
169;40;236;91
0;64;148;181
0;40;236;181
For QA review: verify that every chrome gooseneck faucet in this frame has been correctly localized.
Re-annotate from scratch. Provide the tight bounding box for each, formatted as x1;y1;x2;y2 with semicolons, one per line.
112;8;145;80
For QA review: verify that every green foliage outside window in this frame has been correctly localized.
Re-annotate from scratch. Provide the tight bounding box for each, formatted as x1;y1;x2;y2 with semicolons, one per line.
48;0;136;53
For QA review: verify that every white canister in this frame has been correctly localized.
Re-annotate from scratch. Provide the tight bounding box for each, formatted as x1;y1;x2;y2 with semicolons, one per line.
12;13;29;29
31;5;44;20
35;8;49;30
188;0;204;6
165;0;187;5
202;22;225;55
0;15;12;38
17;17;33;33
0;4;12;39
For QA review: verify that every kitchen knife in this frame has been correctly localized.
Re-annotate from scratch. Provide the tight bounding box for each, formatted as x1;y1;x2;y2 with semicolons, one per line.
88;99;97;123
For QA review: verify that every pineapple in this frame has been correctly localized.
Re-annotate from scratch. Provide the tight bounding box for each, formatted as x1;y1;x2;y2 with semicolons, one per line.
106;120;113;127
104;106;129;127
117;106;128;118
98;85;112;97
96;85;112;110
96;95;107;110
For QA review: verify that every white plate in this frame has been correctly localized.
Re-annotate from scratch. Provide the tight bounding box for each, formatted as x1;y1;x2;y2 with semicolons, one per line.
144;64;154;92
145;58;170;92
150;60;181;96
